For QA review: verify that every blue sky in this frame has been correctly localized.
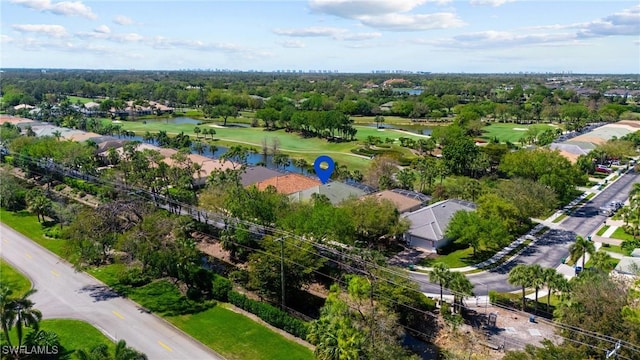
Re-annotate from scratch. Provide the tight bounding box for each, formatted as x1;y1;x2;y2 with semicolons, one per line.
1;0;639;73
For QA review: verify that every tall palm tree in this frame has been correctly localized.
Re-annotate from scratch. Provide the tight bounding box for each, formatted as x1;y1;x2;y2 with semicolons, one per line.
448;272;473;313
429;263;451;304
529;264;545;314
1;288;43;348
543;268;566;313
590;250;614;272
508;264;532;311
569;235;595;269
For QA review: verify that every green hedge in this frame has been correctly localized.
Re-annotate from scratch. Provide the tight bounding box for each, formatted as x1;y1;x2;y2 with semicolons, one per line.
227;291;308;339
63;177;99;195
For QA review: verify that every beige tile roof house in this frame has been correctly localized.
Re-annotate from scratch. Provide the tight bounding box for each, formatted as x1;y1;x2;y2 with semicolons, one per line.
254;173;321;195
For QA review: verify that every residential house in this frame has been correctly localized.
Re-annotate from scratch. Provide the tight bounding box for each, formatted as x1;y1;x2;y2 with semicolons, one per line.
364;189;429;214
240;166;283;187
254;173;321;195
289;181;367;205
402;199;476;252
614;248;640;277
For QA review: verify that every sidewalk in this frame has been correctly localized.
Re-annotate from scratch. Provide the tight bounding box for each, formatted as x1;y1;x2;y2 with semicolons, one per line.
413;166;631;275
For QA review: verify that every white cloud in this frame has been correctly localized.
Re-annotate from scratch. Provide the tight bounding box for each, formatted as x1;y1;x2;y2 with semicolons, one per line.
12;24;68;38
338;32;382;41
113;15;134;26
309;0;431;18
359;12;464;31
273;27;346;37
425;30;577;49
278;40;306;48
10;0;97;19
273;26;383;41
308;0;462;31
1;34;13;43
94;25;111;34
469;0;515;7
577;5;640;38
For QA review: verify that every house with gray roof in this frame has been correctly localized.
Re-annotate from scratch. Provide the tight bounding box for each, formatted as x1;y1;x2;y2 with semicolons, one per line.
289;181;366;205
402;199;476;252
240;166;282;187
614;248;640;277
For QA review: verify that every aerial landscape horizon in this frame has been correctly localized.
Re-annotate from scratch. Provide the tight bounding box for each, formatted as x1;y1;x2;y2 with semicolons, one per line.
1;0;639;73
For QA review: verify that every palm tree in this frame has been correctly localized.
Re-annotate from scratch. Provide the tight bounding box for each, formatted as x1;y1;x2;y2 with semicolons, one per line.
543;268;565;313
508;264;532;311
528;264;545;314
448;272;473;313
590;250;614;272
429;263;451;304
113;339;148;360
569;235;595;269
75;339;147;360
1;288;43;348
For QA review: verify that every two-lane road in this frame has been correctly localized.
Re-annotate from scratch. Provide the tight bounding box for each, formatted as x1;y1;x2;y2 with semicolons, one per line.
0;223;223;360
411;169;640;296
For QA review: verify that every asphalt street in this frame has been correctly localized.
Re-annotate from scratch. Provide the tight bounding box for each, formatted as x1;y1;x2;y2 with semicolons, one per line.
411;169;640;296
0;223;224;360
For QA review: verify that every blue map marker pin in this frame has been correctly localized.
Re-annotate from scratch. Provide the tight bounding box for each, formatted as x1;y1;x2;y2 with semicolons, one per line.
314;155;335;184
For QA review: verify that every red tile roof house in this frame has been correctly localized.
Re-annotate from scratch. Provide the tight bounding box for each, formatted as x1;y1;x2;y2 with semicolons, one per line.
254;173;321;195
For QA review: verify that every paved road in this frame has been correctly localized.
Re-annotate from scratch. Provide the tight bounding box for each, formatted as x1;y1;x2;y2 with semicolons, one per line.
0;223;223;360
411;169;640;296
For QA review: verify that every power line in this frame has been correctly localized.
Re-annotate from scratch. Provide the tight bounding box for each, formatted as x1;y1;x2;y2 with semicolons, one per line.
6;150;640;356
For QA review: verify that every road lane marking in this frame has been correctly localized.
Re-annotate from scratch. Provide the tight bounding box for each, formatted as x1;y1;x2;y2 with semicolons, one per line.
112;311;125;320
50;270;60;277
24;252;32;259
158;341;173;352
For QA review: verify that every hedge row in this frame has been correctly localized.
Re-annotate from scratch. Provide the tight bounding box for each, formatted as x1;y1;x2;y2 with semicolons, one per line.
63;177;100;195
227;290;309;339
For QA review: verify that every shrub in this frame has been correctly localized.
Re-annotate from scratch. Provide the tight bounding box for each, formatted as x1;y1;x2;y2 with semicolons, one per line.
43;226;62;239
211;275;232;302
227;290;308;339
117;267;152;287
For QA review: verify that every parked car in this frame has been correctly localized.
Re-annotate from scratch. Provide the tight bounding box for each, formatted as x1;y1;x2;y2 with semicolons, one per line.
595;165;612;174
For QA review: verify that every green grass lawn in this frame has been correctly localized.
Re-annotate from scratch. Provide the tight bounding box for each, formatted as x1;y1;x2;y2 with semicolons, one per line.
418;246;494;268
479;123;554;143
88;265;313;358
0;259;32;295
3;319;115;355
552;213;568;223
611;227;637;241
584;257;619;270
168;305;313;360
596;225;610;236
67;96;95;104
115;119;428;172
0;209;67;257
600;243;628;255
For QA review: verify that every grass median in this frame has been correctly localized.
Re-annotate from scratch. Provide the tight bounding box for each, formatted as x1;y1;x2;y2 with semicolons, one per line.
1;259;32;295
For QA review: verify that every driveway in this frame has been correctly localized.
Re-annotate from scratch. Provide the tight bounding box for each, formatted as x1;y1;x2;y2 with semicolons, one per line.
0;223;224;360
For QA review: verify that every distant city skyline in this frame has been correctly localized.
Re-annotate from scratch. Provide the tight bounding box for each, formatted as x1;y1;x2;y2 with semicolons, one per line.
1;1;639;74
